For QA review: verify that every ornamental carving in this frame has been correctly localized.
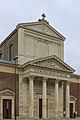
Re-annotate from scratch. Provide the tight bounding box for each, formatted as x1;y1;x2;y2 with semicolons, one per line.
35;59;62;70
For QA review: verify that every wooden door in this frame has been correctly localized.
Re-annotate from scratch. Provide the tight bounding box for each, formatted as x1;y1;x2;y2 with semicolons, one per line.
70;103;73;118
3;99;12;119
39;98;42;119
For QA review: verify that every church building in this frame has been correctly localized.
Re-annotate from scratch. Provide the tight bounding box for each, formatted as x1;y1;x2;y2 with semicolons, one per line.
0;14;80;120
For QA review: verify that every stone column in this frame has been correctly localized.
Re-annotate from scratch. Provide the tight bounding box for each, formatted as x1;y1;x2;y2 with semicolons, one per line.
73;102;75;113
23;78;27;116
55;80;59;118
42;77;47;119
29;76;34;118
66;81;70;118
59;82;64;117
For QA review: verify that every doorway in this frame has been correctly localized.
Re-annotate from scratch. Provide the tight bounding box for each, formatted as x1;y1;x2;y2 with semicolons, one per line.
70;103;73;118
3;99;12;119
39;98;42;119
39;98;48;119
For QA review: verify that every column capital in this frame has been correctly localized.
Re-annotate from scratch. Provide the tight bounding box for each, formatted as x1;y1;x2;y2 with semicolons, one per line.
42;77;48;82
23;77;27;83
29;75;35;81
66;81;70;85
55;79;59;83
60;81;64;88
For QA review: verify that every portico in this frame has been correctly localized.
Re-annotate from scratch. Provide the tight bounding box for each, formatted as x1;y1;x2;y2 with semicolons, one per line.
18;55;74;120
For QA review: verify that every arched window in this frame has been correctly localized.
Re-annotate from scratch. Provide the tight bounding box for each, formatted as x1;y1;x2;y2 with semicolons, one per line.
9;44;14;61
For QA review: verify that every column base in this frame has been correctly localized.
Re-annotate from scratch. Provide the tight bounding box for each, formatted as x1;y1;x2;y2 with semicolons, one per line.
14;116;74;120
42;117;48;120
65;117;71;120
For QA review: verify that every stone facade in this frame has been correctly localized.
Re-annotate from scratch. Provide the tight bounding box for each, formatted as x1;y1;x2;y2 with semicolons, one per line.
17;20;65;65
0;15;80;120
18;76;64;119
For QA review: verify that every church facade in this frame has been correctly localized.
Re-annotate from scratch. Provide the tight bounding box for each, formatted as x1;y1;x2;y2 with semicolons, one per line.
0;15;80;120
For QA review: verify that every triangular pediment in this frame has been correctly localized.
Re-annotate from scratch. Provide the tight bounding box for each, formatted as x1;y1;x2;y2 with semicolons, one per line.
0;89;14;96
26;55;75;73
70;96;77;101
18;20;65;40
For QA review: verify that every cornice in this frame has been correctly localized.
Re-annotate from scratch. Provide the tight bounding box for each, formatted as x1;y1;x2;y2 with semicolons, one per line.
19;25;64;42
16;20;66;40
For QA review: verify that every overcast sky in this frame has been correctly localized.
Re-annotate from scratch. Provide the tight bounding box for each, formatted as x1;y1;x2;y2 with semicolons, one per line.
0;0;80;74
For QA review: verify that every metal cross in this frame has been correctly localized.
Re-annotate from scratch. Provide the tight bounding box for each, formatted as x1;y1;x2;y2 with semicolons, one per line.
42;13;46;20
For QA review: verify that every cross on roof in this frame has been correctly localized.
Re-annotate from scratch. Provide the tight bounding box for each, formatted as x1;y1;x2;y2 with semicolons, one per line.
42;13;46;20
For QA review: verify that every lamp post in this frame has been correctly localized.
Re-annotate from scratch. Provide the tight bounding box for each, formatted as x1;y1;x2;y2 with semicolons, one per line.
13;56;18;120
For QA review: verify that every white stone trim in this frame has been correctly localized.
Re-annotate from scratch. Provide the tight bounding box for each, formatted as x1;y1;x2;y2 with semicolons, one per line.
0;89;14;119
70;95;77;113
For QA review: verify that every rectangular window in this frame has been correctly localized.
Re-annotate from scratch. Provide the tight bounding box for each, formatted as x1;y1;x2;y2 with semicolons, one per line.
9;44;13;61
0;53;2;59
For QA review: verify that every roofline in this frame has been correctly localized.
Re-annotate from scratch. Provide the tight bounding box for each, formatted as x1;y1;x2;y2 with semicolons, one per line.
0;20;66;46
0;29;17;46
71;73;80;78
53;55;75;72
16;21;66;40
0;59;16;67
18;25;64;42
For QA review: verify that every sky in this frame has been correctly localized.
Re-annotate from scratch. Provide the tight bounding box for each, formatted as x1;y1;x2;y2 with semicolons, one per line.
0;0;80;74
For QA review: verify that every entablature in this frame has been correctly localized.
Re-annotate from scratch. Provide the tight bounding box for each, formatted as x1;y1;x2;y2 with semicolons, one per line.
22;67;71;81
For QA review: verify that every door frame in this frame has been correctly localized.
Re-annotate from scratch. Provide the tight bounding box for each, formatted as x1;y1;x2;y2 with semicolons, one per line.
39;98;42;119
70;96;77;118
0;89;14;119
3;99;12;119
70;103;73;118
38;97;49;119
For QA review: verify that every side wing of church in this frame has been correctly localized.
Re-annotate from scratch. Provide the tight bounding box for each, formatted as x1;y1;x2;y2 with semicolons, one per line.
0;15;80;120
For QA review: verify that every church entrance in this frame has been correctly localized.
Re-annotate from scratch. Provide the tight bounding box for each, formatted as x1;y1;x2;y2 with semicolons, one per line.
3;99;12;119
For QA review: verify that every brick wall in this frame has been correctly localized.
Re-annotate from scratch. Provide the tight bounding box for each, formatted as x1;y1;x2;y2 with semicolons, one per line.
70;82;80;117
0;30;18;60
0;72;19;116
